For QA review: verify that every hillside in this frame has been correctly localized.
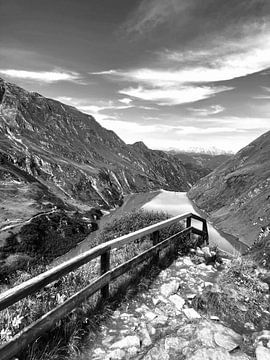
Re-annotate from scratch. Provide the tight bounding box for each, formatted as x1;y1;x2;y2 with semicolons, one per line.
0;77;208;213
0;77;210;276
188;130;270;245
168;150;232;171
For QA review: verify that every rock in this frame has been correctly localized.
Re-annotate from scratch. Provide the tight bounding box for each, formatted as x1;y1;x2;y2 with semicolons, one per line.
196;247;205;257
214;330;242;351
151;314;168;326
186;293;197;299
182;308;201;319
94;348;106;356
164;336;188;352
110;335;140;349
169;294;185;310
204;282;214;288
202;246;212;257
127;346;139;356
160;280;180;297
152;297;160;306
244;322;255;331
256;344;270;360
145;311;157;321
144;345;170;360
106;349;126;359
254;330;270;344
183;257;194;266
140;326;152;347
189;348;232;360
259;282;269;293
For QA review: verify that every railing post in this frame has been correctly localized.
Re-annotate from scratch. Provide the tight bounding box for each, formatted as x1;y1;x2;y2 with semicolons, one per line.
186;216;192;243
186;216;191;228
202;220;209;245
100;250;110;299
150;230;160;265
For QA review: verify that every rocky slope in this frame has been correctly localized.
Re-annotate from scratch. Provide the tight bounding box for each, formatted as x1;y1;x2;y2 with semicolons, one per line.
0;77;207;213
188;130;270;245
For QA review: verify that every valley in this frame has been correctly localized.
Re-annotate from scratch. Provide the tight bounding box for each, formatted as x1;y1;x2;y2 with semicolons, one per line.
0;78;226;279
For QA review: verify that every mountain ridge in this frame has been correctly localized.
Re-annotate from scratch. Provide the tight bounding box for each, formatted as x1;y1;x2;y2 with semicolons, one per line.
188;130;270;245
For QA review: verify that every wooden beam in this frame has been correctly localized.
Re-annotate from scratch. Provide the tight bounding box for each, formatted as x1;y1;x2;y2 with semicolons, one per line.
0;212;202;311
0;272;111;360
150;230;160;265
0;227;192;360
100;251;110;299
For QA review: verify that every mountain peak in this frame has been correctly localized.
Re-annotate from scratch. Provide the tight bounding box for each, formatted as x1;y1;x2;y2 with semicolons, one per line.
131;141;149;150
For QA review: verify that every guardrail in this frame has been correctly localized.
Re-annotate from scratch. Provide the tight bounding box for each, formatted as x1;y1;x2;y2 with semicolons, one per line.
0;212;208;360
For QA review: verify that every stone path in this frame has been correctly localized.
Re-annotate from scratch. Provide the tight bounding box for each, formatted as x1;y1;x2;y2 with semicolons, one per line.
77;249;263;360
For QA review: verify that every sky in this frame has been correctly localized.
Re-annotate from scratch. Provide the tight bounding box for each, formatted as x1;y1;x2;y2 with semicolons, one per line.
0;0;270;153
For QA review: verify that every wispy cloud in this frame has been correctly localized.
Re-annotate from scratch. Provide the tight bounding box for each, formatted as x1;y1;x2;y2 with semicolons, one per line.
188;105;225;116
55;96;132;121
125;0;191;34
91;70;117;75
119;85;232;106
0;69;83;83
118;97;133;105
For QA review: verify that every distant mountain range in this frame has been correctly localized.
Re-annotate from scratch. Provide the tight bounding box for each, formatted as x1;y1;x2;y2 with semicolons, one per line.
167;150;232;171
188;130;270;245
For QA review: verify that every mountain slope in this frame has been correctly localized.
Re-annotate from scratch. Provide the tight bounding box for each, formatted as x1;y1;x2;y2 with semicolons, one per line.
188;130;270;245
168;151;232;171
0;77;209;213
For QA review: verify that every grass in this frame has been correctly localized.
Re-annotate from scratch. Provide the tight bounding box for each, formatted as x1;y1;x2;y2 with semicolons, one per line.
193;255;270;357
0;209;199;360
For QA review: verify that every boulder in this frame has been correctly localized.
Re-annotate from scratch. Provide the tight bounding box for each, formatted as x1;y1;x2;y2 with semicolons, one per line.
160;280;180;297
110;335;140;349
169;294;185;310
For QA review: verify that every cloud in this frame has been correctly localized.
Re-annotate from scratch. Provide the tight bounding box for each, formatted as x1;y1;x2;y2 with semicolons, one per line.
113;34;270;85
188;105;225;116
119;85;232;106
125;0;269;35
175;126;242;136
91;70;117;75
94;29;270;106
54;96;133;122
125;0;191;33
0;69;82;83
118;97;133;105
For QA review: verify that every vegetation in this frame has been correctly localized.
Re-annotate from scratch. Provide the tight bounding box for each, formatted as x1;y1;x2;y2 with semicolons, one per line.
0;211;92;283
193;254;270;357
0;210;198;360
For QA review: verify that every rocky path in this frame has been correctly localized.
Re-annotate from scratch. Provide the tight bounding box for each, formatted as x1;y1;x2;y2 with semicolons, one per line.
77;250;266;360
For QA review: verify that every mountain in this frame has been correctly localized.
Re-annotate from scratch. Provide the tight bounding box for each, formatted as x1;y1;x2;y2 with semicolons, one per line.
0;78;208;213
167;150;232;171
0;77;211;275
188;130;270;245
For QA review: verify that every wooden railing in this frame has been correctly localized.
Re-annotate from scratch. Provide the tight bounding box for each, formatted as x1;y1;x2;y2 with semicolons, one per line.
0;212;208;360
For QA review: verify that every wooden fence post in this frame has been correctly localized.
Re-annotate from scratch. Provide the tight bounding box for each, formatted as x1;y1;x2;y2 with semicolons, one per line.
150;230;160;265
100;251;110;299
202;220;209;245
186;216;191;228
186;216;192;244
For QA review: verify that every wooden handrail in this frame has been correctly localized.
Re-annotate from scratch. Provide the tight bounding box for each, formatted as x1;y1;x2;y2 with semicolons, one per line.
0;212;200;311
0;212;208;360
